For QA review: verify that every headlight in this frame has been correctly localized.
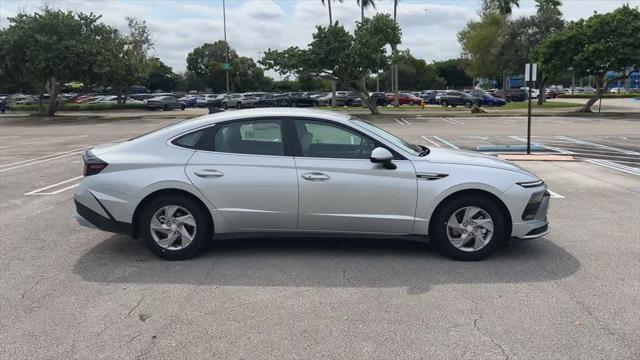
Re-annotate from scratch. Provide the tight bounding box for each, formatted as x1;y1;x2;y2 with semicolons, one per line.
517;179;544;188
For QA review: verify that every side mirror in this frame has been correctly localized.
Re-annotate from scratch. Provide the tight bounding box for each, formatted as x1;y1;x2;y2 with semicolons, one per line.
370;147;397;170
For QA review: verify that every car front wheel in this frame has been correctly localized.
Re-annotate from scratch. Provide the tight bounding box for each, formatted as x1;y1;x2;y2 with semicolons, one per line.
430;194;507;261
140;195;211;260
441;100;448;107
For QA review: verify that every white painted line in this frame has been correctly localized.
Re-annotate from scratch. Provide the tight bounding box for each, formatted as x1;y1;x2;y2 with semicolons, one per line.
393;118;406;126
0;151;84;173
47;183;80;195
547;189;565;199
0;147;87;168
24;176;84;196
509;136;574;154
0;135;88;150
0;137;129;173
421;136;441;147
399;117;411;125
433;136;459;149
559;136;640;155
586;159;640;176
441;117;463;125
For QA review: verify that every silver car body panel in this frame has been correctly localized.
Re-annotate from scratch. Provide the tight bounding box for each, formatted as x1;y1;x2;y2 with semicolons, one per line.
74;108;549;240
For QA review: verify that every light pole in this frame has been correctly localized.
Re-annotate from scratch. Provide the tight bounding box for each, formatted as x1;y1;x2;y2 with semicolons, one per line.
223;0;230;94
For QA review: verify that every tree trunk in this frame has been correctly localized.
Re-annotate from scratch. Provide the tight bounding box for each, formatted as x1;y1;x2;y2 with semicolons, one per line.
537;74;547;105
331;80;337;107
38;86;45;115
328;0;332;25
579;75;606;112
354;77;379;115
46;77;58;116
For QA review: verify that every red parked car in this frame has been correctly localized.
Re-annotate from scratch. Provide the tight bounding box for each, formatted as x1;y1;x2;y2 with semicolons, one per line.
385;92;423;105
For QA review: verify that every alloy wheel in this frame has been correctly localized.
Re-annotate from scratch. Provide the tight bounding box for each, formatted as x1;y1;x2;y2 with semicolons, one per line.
446;206;494;252
150;205;197;250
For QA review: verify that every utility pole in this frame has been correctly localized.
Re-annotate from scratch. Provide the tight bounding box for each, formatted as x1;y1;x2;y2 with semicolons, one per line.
223;0;230;94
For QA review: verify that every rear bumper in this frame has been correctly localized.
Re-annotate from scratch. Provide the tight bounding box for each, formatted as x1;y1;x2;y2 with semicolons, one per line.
74;199;133;236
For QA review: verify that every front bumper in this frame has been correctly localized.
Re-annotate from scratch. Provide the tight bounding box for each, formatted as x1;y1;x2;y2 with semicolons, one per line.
508;188;551;240
74;199;133;236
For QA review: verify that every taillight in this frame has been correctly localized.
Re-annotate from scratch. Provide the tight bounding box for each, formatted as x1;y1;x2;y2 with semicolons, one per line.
83;150;108;176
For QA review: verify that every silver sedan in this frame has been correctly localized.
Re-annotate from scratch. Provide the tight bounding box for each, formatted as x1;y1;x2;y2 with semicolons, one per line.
74;108;550;260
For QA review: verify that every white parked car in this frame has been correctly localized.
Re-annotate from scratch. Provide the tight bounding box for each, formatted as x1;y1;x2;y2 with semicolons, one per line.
74;109;550;260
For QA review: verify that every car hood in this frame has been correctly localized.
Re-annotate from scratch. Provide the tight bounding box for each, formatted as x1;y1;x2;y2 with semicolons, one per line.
420;147;532;175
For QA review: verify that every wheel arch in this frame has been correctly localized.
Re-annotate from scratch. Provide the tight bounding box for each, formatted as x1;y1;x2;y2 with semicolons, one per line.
427;188;512;237
131;188;214;238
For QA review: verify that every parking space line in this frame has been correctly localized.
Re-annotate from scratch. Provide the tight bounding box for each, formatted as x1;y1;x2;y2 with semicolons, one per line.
0;151;84;173
441;117;464;125
399;118;411;125
586;159;640;176
509;136;574;154
547;189;565;199
0;147;87;169
394;118;410;125
433;136;459;149
421;136;441;147
559;136;640;155
0;135;88;150
24;176;84;196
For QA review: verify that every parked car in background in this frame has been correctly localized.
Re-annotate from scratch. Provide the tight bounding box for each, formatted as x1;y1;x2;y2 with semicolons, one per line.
494;89;527;102
179;96;198;108
196;94;225;108
283;93;319;107
609;87;627;94
333;91;361;106
0;95;6;113
480;93;506;106
520;87;540;99
146;96;186;111
255;94;289;107
437;91;482;108
419;91;438;104
222;94;258;109
386;92;423;105
544;89;561;99
369;92;388;106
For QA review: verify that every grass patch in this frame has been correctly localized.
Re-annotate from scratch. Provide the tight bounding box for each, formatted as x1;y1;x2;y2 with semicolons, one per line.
499;101;579;109
558;93;640;99
9;103;147;111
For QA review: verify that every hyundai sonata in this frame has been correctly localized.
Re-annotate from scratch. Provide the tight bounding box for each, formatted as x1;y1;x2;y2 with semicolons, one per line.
74;108;549;260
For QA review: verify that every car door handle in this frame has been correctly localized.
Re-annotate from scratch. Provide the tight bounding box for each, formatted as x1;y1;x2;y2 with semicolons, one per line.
301;172;331;181
194;169;224;178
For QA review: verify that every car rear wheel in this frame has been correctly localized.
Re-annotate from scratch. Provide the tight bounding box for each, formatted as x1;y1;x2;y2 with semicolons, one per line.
163;104;170;111
441;100;448;107
430;194;506;261
237;102;242;109
223;103;228;110
180;104;186;110
140;195;211;260
464;101;472;108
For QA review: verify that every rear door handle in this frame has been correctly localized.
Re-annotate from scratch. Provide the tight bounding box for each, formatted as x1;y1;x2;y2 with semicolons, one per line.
301;172;331;181
194;169;224;178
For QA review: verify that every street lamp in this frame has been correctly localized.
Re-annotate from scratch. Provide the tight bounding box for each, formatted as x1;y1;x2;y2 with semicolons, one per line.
223;0;230;94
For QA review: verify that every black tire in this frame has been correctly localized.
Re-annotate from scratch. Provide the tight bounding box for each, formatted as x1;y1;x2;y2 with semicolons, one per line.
429;194;507;261
140;195;211;260
181;104;186;110
163;104;170;111
441;100;448;107
464;101;472;108
237;102;242;109
452;104;458;108
223;102;228;110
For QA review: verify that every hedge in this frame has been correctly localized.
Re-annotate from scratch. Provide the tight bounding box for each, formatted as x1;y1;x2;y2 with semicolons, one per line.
558;93;640;99
8;103;147;111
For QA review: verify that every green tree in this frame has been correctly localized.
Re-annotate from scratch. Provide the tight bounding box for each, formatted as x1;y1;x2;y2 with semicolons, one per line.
186;41;236;92
433;59;473;89
0;8;118;115
483;0;520;16
261;13;401;114
536;5;640;112
457;12;504;82
143;58;178;91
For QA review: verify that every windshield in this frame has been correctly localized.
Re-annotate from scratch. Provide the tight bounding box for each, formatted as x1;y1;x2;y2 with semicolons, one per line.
350;118;424;156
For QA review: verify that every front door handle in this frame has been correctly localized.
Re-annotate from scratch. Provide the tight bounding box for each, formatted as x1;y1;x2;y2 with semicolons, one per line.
194;169;224;178
301;172;331;181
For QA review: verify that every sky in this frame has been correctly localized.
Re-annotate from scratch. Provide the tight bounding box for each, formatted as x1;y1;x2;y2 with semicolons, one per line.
1;0;637;76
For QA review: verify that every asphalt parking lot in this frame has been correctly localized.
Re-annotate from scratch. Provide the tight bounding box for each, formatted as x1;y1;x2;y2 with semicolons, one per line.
1;113;639;359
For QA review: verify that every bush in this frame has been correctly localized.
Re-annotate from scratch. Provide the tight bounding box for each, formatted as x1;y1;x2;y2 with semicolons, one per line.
558;93;640;99
8;102;147;111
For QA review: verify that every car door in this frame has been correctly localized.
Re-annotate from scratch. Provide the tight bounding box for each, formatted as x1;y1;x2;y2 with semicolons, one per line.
291;118;418;234
185;118;298;231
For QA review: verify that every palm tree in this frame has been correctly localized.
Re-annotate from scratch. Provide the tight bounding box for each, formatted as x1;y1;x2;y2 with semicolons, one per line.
487;0;520;16
356;0;376;22
320;0;343;25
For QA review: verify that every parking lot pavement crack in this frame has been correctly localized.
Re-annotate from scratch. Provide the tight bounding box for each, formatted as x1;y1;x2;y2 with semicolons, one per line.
19;273;60;302
124;296;145;318
463;295;510;360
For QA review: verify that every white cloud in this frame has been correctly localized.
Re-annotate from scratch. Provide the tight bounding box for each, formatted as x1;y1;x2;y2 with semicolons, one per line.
1;0;636;75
